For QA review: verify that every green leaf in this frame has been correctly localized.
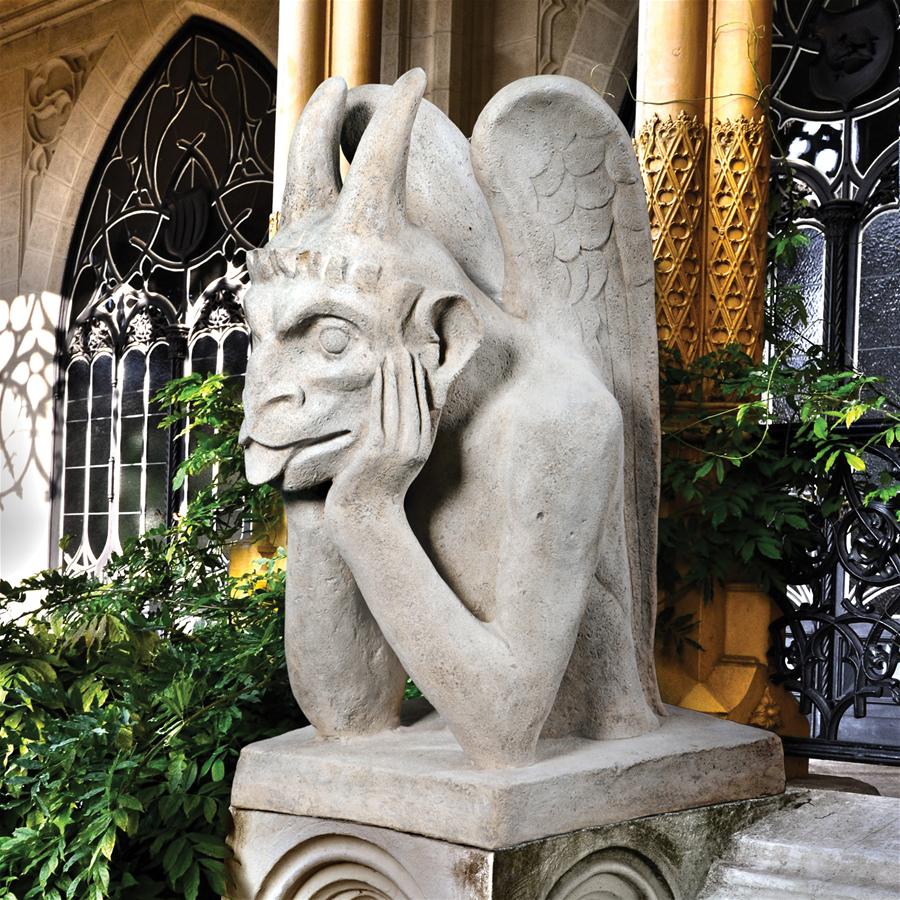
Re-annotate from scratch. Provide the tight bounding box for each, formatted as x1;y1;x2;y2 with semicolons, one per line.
183;861;200;900
99;825;116;860
813;417;828;439
844;452;866;472
210;759;225;783
824;449;841;472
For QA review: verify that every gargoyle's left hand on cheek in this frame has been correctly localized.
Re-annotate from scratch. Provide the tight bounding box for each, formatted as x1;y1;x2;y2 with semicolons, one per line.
326;351;436;521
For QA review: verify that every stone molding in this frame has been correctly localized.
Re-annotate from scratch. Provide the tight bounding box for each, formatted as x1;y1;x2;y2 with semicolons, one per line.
537;0;588;75
0;0;112;46
636;111;706;363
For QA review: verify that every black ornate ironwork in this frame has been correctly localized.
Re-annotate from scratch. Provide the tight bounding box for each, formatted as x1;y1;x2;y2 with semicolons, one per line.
771;427;900;760
772;0;899;362
770;1;900;762
54;20;274;573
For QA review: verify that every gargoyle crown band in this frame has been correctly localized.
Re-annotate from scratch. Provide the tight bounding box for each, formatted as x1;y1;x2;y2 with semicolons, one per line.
246;247;383;291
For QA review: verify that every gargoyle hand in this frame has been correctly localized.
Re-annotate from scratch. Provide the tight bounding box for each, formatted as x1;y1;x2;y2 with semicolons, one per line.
326;351;436;520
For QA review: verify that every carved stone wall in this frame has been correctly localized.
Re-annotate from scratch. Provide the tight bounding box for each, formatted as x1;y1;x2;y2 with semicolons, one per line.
705;116;768;359
636;112;706;362
386;0;639;134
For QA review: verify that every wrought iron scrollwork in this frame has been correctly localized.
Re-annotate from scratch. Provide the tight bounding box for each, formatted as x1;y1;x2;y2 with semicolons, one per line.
769;0;900;762
771;431;900;758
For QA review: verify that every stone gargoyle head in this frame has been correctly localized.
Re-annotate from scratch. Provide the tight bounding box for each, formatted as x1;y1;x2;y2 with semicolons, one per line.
239;71;485;492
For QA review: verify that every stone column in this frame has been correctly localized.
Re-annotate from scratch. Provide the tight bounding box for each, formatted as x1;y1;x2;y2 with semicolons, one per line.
272;0;328;227
329;0;383;87
704;0;773;361
635;0;708;365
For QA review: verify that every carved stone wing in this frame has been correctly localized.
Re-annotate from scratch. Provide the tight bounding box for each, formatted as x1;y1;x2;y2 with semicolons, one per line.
470;76;664;715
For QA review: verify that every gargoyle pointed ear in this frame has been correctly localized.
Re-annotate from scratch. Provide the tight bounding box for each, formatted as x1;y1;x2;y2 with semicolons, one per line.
330;68;427;237
281;76;347;227
407;290;483;409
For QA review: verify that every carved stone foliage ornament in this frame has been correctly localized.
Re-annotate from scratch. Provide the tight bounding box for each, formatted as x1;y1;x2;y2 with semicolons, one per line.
24;47;102;226
635;113;706;363
241;70;663;768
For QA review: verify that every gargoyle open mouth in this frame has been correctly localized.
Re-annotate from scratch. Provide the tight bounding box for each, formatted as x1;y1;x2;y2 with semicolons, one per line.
243;430;352;484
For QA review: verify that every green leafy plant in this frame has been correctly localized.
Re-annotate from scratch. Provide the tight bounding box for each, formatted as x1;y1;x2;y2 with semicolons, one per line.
0;374;295;899
656;201;900;634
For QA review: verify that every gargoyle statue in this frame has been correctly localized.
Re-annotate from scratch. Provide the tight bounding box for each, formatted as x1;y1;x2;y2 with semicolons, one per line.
240;69;663;768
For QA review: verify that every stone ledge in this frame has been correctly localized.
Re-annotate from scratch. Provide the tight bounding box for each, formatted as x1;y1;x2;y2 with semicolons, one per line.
231;705;784;849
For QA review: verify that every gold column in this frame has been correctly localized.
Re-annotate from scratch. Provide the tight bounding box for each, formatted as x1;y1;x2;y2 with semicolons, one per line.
639;0;806;760
635;0;708;365
272;0;329;226
704;0;773;360
328;0;383;87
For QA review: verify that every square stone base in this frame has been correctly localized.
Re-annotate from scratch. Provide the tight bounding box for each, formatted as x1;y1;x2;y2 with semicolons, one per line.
227;795;790;899
231;705;784;849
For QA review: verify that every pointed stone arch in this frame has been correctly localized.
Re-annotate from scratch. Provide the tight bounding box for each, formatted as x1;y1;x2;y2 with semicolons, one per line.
19;3;276;301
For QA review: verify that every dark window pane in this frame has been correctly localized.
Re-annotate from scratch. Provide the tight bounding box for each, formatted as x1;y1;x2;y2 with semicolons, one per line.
66;359;89;421
119;513;140;543
191;335;218;378
223;330;249;375
63;468;85;518
64;420;87;470
87;514;108;557
145;464;168;522
146;415;169;464
858;348;900;399
148;344;171;392
89;465;110;513
120;415;145;465
859;210;900;282
120;465;143;513
62;514;83;549
776;226;825;359
89;416;111;467
121;349;146;417
148;345;173;414
122;349;146;394
91;355;113;416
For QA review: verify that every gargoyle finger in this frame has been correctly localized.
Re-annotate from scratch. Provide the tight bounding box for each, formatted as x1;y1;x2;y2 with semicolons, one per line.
369;362;385;448
413;354;431;457
397;352;421;456
382;355;400;446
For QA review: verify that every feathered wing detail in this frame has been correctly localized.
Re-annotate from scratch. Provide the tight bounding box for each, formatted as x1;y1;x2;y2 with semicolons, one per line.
470;76;664;716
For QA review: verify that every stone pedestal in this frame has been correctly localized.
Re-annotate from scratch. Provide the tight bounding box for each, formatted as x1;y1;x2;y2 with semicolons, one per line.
228;706;784;898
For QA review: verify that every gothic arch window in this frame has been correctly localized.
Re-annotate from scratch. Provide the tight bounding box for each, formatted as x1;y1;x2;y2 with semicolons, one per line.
55;20;275;572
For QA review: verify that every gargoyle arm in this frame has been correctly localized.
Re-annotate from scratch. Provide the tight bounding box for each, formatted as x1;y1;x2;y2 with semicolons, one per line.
326;393;619;767
284;495;407;736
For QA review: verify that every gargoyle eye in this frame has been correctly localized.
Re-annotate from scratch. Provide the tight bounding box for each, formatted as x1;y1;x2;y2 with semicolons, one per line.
319;325;351;355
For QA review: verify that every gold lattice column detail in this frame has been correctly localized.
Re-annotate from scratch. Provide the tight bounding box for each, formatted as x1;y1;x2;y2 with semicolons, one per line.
704;0;773;361
705;116;768;358
636;112;706;363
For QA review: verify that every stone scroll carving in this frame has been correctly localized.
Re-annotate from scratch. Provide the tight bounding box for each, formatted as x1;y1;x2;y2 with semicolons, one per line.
241;70;663;768
24;47;102;226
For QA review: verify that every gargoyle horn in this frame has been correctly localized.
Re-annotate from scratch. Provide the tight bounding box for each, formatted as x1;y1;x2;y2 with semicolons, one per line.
330;68;427;237
281;76;346;226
